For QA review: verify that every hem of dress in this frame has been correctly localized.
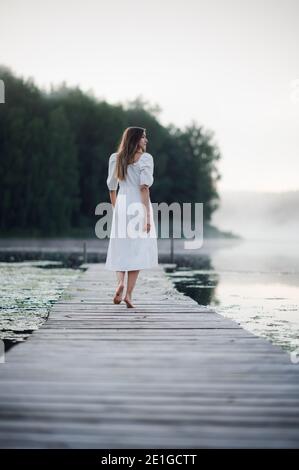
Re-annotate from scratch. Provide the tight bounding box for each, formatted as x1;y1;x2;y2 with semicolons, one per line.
104;264;159;271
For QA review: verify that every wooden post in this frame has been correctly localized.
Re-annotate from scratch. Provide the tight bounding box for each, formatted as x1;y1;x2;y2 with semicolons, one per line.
170;235;174;263
83;241;87;263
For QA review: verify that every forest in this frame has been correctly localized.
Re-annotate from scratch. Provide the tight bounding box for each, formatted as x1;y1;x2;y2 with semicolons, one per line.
0;65;222;237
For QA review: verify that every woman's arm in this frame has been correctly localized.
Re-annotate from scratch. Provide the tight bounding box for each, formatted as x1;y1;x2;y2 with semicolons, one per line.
109;190;117;208
140;184;151;233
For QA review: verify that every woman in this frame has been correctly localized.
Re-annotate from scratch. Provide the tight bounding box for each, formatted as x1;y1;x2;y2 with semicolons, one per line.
104;127;159;308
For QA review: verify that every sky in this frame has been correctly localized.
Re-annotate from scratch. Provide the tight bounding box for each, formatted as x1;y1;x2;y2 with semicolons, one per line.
1;0;299;192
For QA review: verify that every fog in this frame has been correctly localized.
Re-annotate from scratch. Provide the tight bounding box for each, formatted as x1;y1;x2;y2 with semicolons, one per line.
212;190;299;242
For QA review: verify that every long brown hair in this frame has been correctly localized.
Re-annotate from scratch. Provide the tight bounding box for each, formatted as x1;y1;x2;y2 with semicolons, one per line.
114;127;146;181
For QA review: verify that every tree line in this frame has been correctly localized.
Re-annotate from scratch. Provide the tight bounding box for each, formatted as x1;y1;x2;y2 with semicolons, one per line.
0;65;222;237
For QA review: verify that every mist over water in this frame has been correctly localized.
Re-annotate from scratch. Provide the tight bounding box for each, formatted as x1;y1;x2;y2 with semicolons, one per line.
212;189;299;242
167;192;299;353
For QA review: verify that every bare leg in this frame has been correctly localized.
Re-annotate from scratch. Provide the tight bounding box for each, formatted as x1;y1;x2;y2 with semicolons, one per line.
116;271;125;287
113;271;125;304
124;270;139;308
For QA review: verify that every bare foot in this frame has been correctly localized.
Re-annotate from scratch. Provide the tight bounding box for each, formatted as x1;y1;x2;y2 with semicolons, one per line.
124;295;135;308
113;283;124;304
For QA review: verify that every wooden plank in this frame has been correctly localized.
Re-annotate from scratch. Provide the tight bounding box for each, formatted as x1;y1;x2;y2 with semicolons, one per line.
0;263;299;448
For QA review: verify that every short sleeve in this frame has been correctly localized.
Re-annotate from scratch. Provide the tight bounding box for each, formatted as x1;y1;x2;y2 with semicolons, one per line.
106;153;119;190
139;153;154;188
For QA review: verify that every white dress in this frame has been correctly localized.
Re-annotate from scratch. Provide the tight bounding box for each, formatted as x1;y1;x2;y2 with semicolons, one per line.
104;152;159;271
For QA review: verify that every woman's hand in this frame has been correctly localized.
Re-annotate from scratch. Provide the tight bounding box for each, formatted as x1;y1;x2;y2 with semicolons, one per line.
143;214;151;233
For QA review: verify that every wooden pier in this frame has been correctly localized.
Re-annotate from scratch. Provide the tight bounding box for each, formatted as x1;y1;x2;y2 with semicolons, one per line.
0;263;299;448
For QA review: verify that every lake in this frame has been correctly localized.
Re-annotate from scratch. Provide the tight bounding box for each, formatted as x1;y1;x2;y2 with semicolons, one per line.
166;238;299;353
0;261;85;349
1;238;298;354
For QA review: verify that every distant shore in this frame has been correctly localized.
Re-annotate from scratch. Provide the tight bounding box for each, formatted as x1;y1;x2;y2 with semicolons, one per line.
0;235;242;266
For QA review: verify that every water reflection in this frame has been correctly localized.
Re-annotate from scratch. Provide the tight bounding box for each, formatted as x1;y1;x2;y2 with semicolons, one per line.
169;268;219;306
166;239;299;353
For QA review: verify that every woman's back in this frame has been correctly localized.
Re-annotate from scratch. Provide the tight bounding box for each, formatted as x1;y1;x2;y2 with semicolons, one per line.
104;126;158;307
106;152;154;193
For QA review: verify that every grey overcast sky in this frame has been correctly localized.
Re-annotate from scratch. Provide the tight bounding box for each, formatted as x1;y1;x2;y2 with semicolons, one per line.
1;0;299;192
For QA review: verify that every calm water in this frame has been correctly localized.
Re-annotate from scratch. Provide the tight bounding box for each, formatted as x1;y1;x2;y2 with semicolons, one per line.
0;261;84;347
1;240;299;355
166;239;299;353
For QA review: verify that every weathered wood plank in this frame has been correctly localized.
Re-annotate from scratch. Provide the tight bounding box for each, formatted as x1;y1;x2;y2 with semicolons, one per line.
0;263;299;448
